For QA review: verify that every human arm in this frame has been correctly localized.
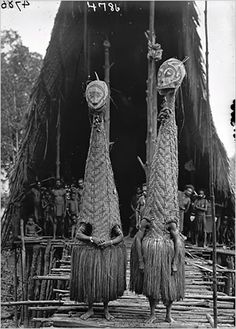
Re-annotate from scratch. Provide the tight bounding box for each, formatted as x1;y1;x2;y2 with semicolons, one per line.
100;225;124;248
131;202;136;212
184;198;191;213
135;197;145;229
168;222;179;238
35;224;42;234
41;198;49;209
66;200;71;216
76;200;79;217
178;191;185;210
75;223;101;245
195;200;208;212
63;190;67;216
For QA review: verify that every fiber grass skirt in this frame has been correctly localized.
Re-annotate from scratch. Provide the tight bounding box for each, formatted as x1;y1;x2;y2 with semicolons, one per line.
70;242;126;304
130;236;185;305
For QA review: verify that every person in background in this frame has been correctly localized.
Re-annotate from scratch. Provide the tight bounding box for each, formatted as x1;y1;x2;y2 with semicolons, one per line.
187;189;198;244
51;179;67;239
67;192;79;239
25;216;42;237
220;216;235;247
136;184;147;229
178;185;194;234
41;189;54;236
128;186;142;237
70;183;77;196
193;189;208;247
30;181;42;225
76;178;84;210
205;198;212;246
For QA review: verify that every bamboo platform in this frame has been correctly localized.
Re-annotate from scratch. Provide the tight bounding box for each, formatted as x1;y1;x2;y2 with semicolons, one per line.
28;237;235;328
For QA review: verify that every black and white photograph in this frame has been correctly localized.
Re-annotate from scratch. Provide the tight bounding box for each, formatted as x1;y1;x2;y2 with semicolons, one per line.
1;1;235;328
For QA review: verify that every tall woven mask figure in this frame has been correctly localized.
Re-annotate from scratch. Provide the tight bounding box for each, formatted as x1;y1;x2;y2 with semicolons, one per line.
70;79;126;321
130;58;186;324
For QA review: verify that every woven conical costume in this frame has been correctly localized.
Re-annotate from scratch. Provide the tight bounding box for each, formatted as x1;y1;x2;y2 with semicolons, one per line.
70;80;126;304
130;58;186;305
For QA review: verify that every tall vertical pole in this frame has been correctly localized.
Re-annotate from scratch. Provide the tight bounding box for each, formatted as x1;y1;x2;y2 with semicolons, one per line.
84;2;88;77
146;1;155;178
20;219;28;327
204;2;218;327
56;99;61;180
14;247;18;327
145;1;162;180
104;40;111;143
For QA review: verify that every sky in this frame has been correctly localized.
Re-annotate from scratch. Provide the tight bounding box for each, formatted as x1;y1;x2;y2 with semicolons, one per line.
1;0;235;158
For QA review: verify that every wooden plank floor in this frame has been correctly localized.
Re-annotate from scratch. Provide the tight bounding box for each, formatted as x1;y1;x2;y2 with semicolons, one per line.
32;237;235;328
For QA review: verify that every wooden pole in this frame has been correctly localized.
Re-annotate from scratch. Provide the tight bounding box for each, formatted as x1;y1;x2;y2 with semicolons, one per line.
145;1;160;179
14;247;18;327
150;2;157;164
204;2;218;327
20;219;28;327
84;2;88;77
146;1;155;177
56;99;61;180
1;300;64;306
103;39;111;143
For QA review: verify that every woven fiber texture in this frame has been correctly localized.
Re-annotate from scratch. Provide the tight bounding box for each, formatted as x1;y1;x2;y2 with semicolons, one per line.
70;112;126;304
70;242;126;303
78;113;121;241
130;92;185;304
144;95;180;230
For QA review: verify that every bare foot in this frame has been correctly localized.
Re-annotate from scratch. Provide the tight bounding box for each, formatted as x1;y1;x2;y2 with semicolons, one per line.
146;314;156;324
80;309;94;320
104;309;114;321
165;316;175;323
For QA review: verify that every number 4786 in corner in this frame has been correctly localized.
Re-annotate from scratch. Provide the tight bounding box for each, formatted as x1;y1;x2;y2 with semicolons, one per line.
1;0;30;11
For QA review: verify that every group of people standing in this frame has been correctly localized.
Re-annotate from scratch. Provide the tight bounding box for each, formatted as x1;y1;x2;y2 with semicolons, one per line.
178;185;210;247
24;178;84;239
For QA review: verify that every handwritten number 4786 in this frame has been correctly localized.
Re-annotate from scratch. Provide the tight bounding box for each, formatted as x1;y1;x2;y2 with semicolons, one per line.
87;2;120;12
1;0;30;11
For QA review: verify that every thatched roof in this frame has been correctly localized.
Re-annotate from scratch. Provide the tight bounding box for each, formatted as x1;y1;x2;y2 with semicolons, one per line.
1;1;233;247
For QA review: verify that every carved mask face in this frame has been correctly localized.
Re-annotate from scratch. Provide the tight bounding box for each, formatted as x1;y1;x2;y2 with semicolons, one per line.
85;80;108;110
157;58;186;92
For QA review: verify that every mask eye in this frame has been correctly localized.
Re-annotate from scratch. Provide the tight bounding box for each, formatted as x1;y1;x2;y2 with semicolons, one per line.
165;69;173;77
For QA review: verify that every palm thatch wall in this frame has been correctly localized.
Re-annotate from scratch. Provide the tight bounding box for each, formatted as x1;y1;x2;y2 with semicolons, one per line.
1;1;233;247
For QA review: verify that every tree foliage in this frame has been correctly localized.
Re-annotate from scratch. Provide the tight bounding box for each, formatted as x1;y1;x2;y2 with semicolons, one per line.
1;29;43;170
230;99;235;139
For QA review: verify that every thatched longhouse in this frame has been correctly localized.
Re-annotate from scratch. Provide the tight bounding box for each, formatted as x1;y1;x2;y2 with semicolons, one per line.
1;1;234;247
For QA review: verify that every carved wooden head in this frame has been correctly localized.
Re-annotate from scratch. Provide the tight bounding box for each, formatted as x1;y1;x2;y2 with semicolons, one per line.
85;80;108;111
157;58;186;94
